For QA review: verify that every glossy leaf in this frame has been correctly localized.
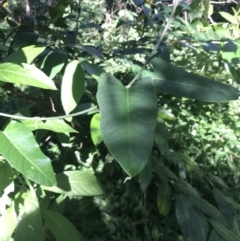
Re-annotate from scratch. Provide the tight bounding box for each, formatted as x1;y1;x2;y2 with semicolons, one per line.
210;219;239;241
175;194;205;241
97;74;157;177
43;210;84;241
151;57;240;102
42;170;104;196
190;196;227;225
22;119;78;133
0;121;56;186
15;189;44;241
0;163;15;193
41;49;67;79
157;183;172;216
90;113;103;146
0;62;57;90
4;45;45;64
0;203;17;241
61;60;85;114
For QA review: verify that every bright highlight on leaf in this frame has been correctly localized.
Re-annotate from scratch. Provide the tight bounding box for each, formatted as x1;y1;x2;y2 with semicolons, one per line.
97;74;157;177
90;113;103;146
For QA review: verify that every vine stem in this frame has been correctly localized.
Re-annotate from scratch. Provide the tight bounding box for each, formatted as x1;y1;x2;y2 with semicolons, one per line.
126;0;179;88
0;106;97;120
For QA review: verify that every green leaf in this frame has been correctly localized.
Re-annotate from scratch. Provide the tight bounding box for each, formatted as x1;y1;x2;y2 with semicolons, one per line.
157;183;172;216
138;160;152;192
15;189;44;241
151;57;240;102
81;61;104;80
175;194;205;241
97;74;157;177
0;62;57;90
208;175;230;189
0;203;17;241
176;179;200;197
190;196;227;225
0;163;15;193
0;121;56;186
43;210;84;241
210;219;239;241
21;119;78;133
41;170;104;196
209;230;224;241
12;32;39;50
41;49;67;79
90;113;103;146
4;45;45;64
61;60;85;114
219;12;238;25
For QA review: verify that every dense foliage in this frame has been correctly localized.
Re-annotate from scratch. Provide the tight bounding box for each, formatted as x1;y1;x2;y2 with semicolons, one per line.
1;0;240;240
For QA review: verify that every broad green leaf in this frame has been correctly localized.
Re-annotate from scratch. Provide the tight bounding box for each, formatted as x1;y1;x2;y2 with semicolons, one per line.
4;45;45;64
213;188;233;228
22;119;78;133
0;203;17;241
15;189;44;241
151;57;240;102
157;183;172;216
209;230;224;241
90;113;103;146
219;12;238;25
0;121;56;186
41;49;67;79
138;160;152;192
97;74;157;177
190;196;227;225
210;219;239;241
12;32;39;50
0;163;15;193
61;60;85;114
81;61;104;80
176;180;200;197
43;210;84;241
0;62;57;90
41;170;103;196
175;194;204;241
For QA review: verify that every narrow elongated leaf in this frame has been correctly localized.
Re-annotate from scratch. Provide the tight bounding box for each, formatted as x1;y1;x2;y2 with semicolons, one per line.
176;180;200;197
0;121;56;186
175;194;205;241
61;60;85;114
190;196;227;225
210;219;239;241
151;57;240;102
41;49;67;79
138;161;152;192
97;74;157;177
209;230;224;241
41;170;103;196
4;45;45;64
0;62;57;90
43;210;84;241
15;189;44;241
219;12;238;25
157;183;172;216
22;119;78;133
90;113;103;146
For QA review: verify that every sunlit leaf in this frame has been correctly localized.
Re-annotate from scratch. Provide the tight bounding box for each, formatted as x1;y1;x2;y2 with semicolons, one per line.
97;74;157;177
0;121;56;186
90;113;103;146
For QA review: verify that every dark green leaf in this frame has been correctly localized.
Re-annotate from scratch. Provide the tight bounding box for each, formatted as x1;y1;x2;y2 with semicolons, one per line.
157;183;172;216
138;161;152;192
0;163;15;193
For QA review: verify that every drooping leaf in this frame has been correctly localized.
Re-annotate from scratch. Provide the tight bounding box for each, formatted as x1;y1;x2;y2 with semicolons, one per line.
41;49;67;79
210;219;239;241
21;119;78;133
208;175;230;189
190;196;227;225
90;113;103;146
151;57;240;102
175;194;205;241
15;189;44;241
97;74;157;177
0;62;57;90
81;61;104;80
61;60;85;114
4;45;45;64
43;210;84;241
157;183;172;216
138;160;152;192
176;179;200;197
41;170;103;196
0;163;15;193
0;121;56;186
0;203;17;241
